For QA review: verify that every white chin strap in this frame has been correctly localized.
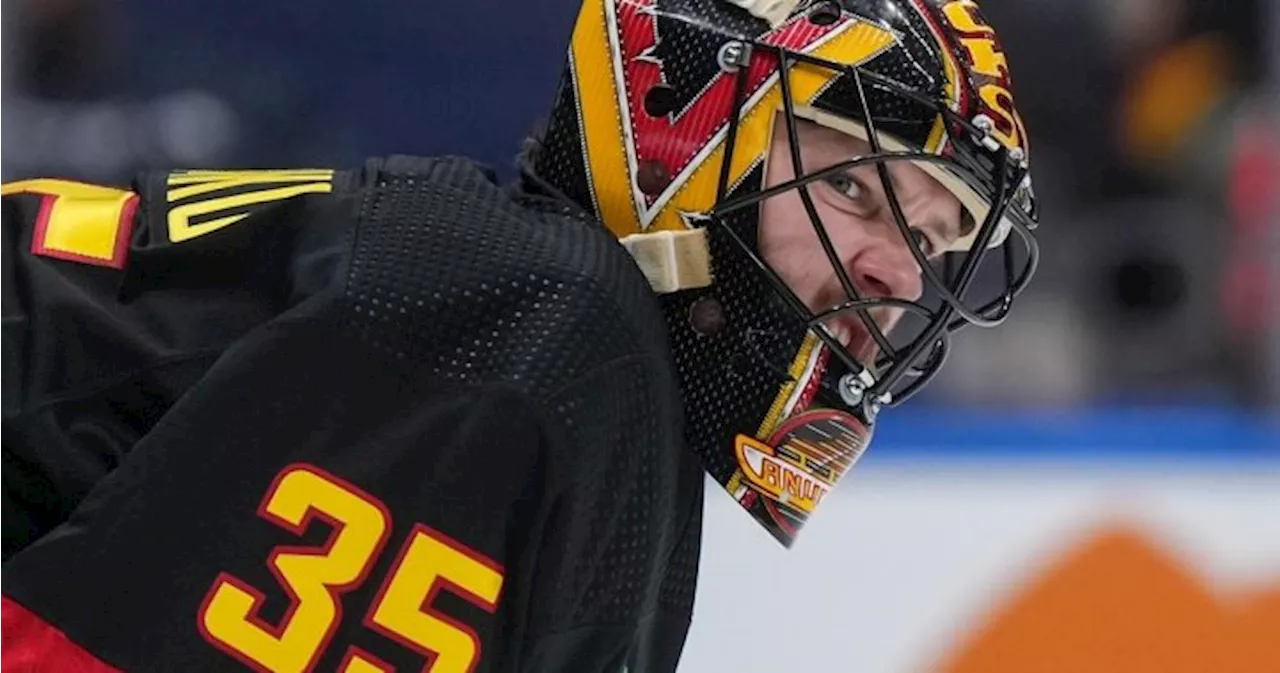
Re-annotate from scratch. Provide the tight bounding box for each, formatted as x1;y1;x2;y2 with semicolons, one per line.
618;228;714;294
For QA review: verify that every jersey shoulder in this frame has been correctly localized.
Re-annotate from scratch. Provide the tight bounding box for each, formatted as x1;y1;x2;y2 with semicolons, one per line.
340;155;672;397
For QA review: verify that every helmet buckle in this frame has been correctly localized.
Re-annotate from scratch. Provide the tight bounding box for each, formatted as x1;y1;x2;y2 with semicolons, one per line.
717;41;753;73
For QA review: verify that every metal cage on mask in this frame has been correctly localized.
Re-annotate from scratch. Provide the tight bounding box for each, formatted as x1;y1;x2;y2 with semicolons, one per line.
705;38;1040;411
517;0;1042;547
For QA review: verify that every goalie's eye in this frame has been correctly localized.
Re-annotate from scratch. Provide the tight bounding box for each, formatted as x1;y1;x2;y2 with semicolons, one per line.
823;171;866;202
908;226;936;258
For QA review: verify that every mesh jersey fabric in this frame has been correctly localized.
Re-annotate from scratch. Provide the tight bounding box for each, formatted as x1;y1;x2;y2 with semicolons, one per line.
2;156;703;672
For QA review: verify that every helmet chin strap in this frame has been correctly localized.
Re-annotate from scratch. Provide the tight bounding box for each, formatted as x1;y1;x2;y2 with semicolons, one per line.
518;140;714;294
618;229;714;294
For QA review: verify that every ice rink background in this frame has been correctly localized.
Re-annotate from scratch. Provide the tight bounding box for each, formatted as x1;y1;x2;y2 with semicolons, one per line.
681;408;1280;672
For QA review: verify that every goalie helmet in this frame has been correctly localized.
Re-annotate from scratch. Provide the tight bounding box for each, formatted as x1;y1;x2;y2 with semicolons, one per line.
525;0;1039;545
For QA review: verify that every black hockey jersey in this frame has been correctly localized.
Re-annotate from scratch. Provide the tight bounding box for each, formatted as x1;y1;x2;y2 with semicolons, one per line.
1;156;704;672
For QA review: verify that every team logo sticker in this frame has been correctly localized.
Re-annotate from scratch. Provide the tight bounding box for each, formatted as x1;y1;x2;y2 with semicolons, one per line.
731;408;871;546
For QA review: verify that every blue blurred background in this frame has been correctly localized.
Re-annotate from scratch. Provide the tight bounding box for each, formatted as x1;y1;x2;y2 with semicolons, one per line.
3;0;1275;451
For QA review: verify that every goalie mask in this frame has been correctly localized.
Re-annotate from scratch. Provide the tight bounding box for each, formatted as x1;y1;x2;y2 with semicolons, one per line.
526;0;1039;546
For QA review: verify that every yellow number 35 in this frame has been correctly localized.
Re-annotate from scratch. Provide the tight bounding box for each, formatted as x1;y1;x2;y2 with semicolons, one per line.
198;464;505;673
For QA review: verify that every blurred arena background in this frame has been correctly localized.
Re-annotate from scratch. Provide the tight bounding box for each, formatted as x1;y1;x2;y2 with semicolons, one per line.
3;0;1277;670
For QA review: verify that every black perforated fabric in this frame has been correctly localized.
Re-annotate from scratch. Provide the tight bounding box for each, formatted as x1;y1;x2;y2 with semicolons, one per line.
345;156;650;391
2;154;706;672
340;155;705;663
530;357;703;630
657;492;702;616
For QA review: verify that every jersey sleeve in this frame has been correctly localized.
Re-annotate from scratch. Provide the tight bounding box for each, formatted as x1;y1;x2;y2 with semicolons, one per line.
511;356;704;673
1;171;354;559
1;156;705;672
0;314;554;672
1;314;700;672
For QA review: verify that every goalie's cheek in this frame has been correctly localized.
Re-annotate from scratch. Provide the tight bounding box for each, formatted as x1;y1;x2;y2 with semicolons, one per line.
758;193;882;312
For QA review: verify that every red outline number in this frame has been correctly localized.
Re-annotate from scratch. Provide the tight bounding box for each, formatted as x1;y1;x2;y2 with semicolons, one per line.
198;465;392;673
365;525;504;673
2;179;138;269
197;464;506;673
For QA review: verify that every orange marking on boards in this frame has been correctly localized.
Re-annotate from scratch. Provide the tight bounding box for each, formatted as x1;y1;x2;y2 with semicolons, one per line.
938;524;1280;673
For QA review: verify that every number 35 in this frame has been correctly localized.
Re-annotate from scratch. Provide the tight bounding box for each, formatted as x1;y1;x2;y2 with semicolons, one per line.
198;464;505;673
